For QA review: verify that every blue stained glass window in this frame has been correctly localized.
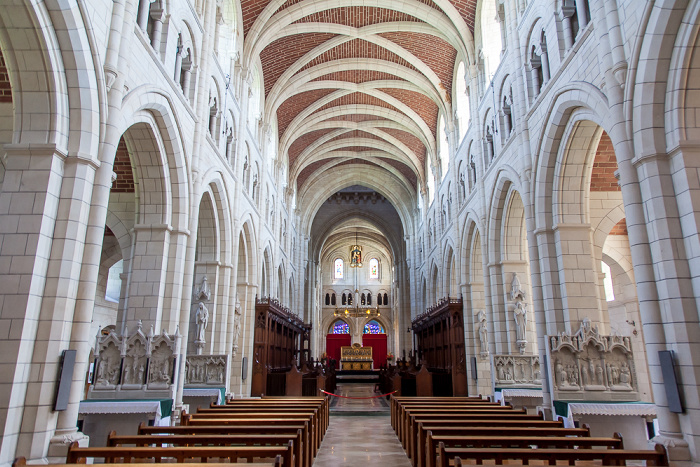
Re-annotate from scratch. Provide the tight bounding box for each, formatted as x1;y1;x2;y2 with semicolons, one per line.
331;321;350;334
363;320;384;334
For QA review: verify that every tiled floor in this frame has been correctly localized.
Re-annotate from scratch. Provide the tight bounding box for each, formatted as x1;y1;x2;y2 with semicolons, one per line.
313;384;411;466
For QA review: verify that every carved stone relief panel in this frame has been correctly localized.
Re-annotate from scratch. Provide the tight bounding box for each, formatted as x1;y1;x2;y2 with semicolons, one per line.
494;355;541;387
94;340;122;388
548;320;638;401
122;336;147;387
184;355;228;386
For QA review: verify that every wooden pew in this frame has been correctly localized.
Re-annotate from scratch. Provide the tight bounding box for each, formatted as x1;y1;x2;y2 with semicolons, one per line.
403;412;546;451
439;442;669;467
107;430;305;467
405;418;565;466
137;422;313;467
398;406;526;443
14;457;280;467
390;396;491;427
65;440;295;467
218;398;329;432
425;432;623;467
198;405;327;434
184;414;320;455
414;424;591;467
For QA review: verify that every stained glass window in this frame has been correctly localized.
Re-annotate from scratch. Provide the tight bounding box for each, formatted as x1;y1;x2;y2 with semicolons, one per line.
363;320;384;334
334;258;343;279
331;320;350;334
369;258;379;279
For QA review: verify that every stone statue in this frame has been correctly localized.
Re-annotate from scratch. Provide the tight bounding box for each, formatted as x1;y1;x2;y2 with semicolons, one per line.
233;300;242;351
514;301;527;342
195;302;209;343
510;272;526;301
477;310;489;356
195;275;212;301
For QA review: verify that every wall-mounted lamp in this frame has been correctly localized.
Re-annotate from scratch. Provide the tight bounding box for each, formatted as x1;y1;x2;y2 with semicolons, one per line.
407;327;412;333
626;320;638;336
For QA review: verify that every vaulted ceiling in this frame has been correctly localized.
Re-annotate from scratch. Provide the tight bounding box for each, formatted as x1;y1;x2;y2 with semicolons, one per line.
241;0;478;198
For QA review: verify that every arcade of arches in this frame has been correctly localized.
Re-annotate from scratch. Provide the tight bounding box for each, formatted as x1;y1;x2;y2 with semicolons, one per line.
1;0;700;465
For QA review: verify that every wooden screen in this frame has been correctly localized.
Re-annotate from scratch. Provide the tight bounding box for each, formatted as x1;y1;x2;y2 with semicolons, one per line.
411;296;468;396
251;297;308;396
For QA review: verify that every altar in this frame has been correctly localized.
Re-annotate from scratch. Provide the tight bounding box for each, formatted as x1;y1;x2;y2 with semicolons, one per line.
340;343;373;370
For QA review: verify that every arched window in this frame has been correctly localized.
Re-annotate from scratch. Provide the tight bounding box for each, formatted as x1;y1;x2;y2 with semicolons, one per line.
383;293;389;305
367;293;372;305
363;320;385;334
456;61;470;141
348;294;353;305
331;293;336;305
342;293;347;305
334;258;343;279
369;258;379;279
361;293;366;305
325;293;330;306
105;260;123;303
331;320;350;334
480;0;503;80
438;114;449;181
601;261;615;302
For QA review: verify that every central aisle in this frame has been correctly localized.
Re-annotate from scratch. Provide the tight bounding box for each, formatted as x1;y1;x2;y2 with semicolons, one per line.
313;383;411;467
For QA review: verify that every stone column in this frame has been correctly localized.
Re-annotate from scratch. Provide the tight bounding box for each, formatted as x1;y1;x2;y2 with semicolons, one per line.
149;8;164;51
0;145;71;464
136;0;150;32
559;7;575;51
552;223;605;330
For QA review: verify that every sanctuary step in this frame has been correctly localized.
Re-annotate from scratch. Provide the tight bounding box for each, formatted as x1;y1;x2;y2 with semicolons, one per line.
335;370;380;384
328;383;390;415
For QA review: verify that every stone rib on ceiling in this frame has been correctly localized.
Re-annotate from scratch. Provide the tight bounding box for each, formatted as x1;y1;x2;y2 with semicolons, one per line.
244;1;475;194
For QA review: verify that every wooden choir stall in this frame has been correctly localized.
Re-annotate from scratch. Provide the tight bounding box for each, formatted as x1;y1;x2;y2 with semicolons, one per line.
411;296;469;396
251;297;310;396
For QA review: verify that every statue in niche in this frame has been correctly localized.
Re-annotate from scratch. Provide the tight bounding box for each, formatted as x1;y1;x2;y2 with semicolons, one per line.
581;362;590;386
233;300;242;352
195;276;212;301
195;302;209;343
513;301;527;342
619;363;632;387
477;310;489;357
510;272;526;301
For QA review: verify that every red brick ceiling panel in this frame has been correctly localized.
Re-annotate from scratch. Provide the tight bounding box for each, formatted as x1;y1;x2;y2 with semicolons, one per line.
112;137;135;193
317;91;402;114
260;33;337;96
328;130;384;143
293;6;424;28
407;0;477;35
313;69;404;84
380;87;438;136
242;0;274;38
288;128;336;164
298;39;421;75
325;114;390;123
378;32;456;96
296;157;334;189
446;0;478;35
333;146;376;152
0;49;12;103
609;218;628;236
378;127;427;163
276;88;337;137
379;157;418;188
590;132;620;192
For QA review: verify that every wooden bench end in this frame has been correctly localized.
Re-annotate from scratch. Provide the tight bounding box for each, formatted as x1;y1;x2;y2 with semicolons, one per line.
12;457;26;467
